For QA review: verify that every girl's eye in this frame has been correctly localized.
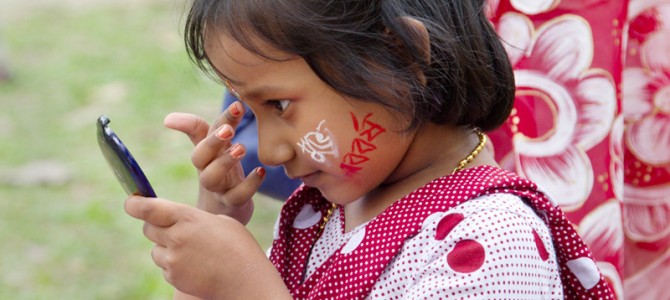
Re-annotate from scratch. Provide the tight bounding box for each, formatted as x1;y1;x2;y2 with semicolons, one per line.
270;99;291;113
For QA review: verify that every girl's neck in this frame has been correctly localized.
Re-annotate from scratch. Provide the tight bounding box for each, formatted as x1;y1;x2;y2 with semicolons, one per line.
342;123;498;232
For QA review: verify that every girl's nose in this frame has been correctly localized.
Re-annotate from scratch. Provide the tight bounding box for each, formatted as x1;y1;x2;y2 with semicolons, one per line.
257;124;294;167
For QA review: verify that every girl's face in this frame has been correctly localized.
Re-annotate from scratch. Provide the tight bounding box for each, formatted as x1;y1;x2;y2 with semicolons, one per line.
205;33;414;205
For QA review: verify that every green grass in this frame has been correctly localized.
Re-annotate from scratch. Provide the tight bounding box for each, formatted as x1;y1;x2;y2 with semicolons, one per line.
0;2;282;298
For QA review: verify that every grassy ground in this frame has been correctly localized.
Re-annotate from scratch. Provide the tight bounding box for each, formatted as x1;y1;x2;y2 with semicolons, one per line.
0;1;282;298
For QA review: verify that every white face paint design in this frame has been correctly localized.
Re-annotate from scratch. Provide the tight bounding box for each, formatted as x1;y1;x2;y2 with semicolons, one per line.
297;120;339;164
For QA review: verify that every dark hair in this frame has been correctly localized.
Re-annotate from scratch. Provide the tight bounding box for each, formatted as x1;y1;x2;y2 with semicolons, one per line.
185;0;514;132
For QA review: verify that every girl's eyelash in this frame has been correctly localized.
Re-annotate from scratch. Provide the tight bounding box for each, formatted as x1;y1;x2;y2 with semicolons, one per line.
269;99;291;113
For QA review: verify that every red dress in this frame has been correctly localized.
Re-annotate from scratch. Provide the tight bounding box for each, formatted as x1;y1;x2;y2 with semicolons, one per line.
269;165;614;299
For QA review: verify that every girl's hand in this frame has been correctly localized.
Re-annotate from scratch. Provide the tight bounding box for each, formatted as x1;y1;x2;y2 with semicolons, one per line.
163;102;263;224
125;196;291;300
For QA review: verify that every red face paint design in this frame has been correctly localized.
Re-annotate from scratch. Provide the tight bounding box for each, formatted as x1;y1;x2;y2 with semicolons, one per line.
341;112;387;176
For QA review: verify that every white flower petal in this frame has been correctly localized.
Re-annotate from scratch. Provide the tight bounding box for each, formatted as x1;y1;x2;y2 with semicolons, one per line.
526;16;594;82
627;114;670;165
623;68;654;121
624;181;670;206
578;200;623;262
623;184;670;243
517;147;593;210
497;13;533;65
610;115;624;201
597;262;624;300
641;30;670;72
573;72;617;149
513;70;577;157
510;0;559;14
659;4;670;30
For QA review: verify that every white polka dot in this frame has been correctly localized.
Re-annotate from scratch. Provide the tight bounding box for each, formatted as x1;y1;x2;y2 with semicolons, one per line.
341;227;366;254
566;257;601;289
293;204;322;229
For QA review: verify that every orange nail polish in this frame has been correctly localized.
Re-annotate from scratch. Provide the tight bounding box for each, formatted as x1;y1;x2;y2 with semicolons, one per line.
255;167;266;178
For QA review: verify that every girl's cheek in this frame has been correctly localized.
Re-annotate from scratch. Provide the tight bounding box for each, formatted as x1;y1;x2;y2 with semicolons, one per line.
295;112;388;177
340;112;388;177
296;119;340;166
340;112;386;177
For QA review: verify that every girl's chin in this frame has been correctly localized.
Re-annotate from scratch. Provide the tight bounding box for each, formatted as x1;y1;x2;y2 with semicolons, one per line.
316;185;362;206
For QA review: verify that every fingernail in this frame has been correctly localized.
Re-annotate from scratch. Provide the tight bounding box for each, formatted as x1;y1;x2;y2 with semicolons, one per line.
230;102;241;117
227;143;244;159
216;125;233;140
255;167;266;178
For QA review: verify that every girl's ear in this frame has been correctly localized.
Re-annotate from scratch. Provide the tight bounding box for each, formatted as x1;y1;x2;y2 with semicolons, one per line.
385;17;431;85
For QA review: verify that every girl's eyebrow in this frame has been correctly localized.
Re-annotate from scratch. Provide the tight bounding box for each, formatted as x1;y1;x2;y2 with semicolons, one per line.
244;85;284;100
212;66;285;99
212;66;246;87
224;78;284;101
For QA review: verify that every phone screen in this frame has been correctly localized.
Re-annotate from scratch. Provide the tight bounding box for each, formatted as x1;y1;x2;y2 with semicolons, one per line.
97;115;156;197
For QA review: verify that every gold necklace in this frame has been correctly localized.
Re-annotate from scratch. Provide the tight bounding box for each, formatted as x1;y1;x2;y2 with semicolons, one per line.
317;203;337;236
317;130;486;235
451;129;487;175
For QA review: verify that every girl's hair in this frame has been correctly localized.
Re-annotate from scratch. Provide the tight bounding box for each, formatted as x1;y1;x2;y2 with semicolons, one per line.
185;0;514;132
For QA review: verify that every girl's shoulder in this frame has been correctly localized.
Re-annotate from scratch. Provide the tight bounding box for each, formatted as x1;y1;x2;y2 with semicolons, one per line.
370;192;563;299
418;192;550;237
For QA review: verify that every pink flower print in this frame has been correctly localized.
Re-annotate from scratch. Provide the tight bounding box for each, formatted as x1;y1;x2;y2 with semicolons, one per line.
624;32;670;166
623;0;670;270
496;13;617;209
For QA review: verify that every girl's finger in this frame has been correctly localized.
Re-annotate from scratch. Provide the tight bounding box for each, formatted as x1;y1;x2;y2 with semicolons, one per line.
125;196;185;227
198;142;246;191
151;244;168;271
163;101;244;146
164;112;210;146
143;222;168;247
221;167;267;207
208;101;245;135
191;124;237;170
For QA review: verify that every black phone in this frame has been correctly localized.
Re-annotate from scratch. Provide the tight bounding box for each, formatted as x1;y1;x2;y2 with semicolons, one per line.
97;115;156;197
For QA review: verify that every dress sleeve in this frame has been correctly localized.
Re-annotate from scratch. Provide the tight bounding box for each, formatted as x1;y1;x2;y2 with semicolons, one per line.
372;194;564;299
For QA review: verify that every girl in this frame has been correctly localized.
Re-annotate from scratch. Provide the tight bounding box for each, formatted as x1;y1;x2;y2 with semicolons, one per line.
125;0;615;299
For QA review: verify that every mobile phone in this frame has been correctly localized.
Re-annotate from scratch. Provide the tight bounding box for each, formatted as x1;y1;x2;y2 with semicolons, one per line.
97;115;156;197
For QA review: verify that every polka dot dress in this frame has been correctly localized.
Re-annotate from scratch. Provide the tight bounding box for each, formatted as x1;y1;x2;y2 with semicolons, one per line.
269;166;615;299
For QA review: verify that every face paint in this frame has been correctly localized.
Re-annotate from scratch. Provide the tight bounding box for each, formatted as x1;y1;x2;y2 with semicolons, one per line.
341;112;387;176
297;120;339;164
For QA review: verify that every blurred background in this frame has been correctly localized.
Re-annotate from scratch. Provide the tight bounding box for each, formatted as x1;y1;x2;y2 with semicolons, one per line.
0;0;281;298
